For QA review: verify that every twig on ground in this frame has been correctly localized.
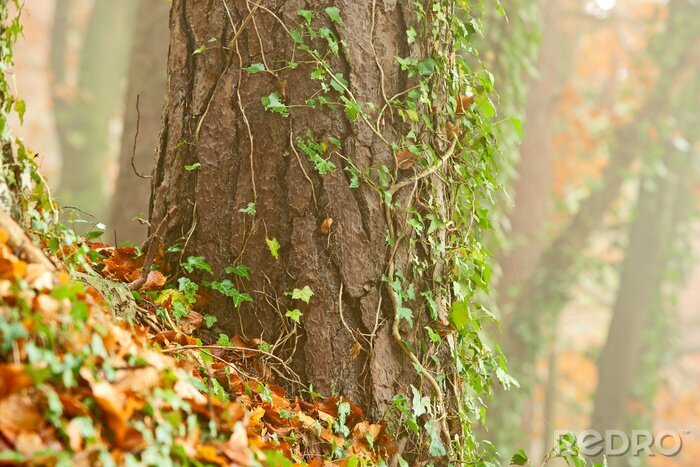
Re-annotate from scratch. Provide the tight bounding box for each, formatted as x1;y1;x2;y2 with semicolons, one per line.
0;208;56;271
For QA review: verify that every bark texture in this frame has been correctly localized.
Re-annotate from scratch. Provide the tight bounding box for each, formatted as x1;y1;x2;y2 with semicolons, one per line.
151;0;416;416
110;0;170;244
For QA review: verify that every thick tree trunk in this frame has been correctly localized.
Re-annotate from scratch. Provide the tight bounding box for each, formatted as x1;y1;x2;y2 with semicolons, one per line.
151;0;418;418
109;0;170;244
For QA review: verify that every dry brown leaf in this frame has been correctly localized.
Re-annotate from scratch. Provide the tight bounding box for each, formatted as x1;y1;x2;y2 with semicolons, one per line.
321;217;334;234
90;380;129;442
180;309;203;334
0;392;43;434
456;94;475;114
66;417;85;451
143;270;167;290
115;367;160;395
247;406;266;435
174;379;207;405
0;365;33;398
446;121;462;140
350;342;362;360
394;148;416;171
14;431;45;457
196;444;228;466
34;294;59;317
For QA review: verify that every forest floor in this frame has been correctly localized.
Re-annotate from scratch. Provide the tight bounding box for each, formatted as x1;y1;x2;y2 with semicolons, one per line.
0;212;394;466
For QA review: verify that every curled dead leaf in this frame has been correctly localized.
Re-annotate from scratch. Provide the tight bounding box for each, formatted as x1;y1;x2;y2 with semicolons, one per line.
14;431;45;458
350;342;363;360
180;309;203;334
320;217;334;234
90;380;129;442
446;122;462;140
143;270;167;291
394;148;416;171
456;94;475;114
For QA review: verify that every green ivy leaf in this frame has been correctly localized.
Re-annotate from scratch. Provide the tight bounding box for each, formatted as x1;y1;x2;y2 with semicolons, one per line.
289;286;313;304
285;309;302;324
425;420;447;457
178;277;199;303
203;315;217;328
411;386;431;417
324;6;343;23
185;162;201;171
397;305;414;327
261;92;289;117
266;237;280;260
181;256;213;274
510;449;529;465
211;280;253;307
239;202;256;216
243;63;265;74
217;334;233;347
297;9;314;24
226;264;251;280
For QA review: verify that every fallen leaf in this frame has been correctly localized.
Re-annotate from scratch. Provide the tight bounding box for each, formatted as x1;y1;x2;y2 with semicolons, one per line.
456;94;475;114
143;270;167;290
321;217;334;234
394;148;416;170
0;392;43;434
0;365;33;397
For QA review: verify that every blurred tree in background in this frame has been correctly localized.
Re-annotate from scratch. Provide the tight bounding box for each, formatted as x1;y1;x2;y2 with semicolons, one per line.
109;0;170;244
50;0;137;223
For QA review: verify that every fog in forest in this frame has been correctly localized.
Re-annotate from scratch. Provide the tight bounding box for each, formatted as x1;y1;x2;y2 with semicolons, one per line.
8;0;700;465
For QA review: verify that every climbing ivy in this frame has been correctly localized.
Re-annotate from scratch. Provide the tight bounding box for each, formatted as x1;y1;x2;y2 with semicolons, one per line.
251;1;523;463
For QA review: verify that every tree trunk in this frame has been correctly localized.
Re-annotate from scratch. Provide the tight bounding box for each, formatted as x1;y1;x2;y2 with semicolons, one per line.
151;0;425;420
109;0;170;244
496;0;572;306
589;154;690;466
52;0;137;220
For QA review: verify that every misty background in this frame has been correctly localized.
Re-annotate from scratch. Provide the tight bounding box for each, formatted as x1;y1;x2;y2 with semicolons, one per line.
8;0;700;465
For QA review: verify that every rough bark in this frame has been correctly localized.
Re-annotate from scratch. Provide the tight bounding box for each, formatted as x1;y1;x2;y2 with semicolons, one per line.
151;0;418;417
109;0;170;244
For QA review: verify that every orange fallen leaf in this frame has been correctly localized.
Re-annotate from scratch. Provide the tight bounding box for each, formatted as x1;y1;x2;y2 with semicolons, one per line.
143;270;167;290
0;392;43;434
456;94;475;114
321;217;334;234
0;365;33;397
395;148;416;170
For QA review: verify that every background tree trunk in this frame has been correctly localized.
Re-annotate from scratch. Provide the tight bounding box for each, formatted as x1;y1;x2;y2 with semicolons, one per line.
51;0;137;220
589;151;691;466
488;1;700;453
109;0;170;244
150;0;420;418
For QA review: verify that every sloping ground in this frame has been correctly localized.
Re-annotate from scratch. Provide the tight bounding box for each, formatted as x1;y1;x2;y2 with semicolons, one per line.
0;214;394;466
